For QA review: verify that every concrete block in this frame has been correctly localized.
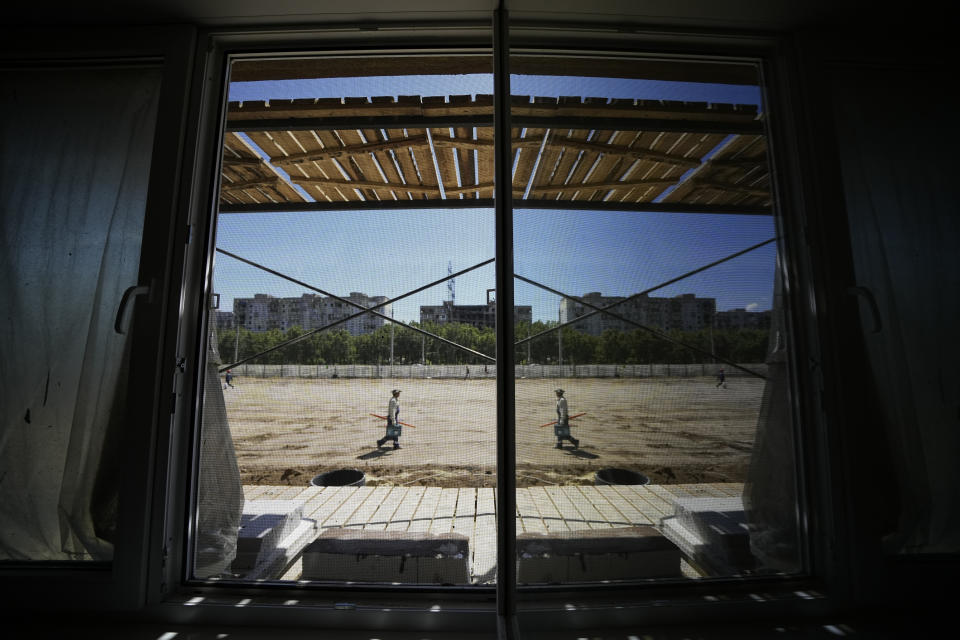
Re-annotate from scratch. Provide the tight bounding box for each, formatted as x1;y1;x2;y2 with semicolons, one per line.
418;555;469;584
517;555;568;584
301;527;469;584
304;553;409;583
232;499;316;577
245;519;318;581
517;526;682;583
661;496;755;576
235;499;306;556
672;497;751;558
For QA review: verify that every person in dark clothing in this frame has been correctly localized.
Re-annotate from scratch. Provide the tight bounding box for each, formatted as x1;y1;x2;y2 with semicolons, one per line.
716;368;727;388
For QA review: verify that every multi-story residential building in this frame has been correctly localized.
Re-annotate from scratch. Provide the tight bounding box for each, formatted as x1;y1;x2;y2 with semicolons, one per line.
214;310;234;330
420;299;533;329
233;292;391;336
715;308;772;330
561;292;770;334
560;292;718;335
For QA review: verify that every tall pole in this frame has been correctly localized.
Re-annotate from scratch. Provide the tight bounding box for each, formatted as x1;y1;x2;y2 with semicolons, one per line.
558;300;563;371
527;320;531;364
234;319;239;363
389;306;395;365
709;311;715;363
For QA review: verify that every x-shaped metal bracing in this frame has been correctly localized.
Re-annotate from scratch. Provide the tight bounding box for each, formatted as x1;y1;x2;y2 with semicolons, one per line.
217;237;775;378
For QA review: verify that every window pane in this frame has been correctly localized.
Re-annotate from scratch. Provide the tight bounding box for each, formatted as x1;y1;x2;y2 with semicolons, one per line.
510;56;803;583
194;55;498;584
0;65;161;562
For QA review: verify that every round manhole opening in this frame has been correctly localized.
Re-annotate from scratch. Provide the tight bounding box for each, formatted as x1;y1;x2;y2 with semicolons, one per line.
594;468;650;486
311;469;366;487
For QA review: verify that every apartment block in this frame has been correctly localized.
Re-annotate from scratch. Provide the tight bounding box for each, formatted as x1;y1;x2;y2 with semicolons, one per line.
714;308;772;330
560;292;718;335
233;292;391;336
420;300;533;329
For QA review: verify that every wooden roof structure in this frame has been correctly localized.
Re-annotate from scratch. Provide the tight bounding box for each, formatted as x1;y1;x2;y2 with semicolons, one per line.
220;95;770;215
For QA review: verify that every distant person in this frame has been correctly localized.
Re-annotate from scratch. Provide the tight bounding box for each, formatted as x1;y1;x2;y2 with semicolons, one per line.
377;388;403;450
464;366;470;379
224;369;234;389
552;388;579;449
716;368;727;388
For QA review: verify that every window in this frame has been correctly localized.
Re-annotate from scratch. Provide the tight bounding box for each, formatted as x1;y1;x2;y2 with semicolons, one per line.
1;15;841;636
508;54;802;585
185;21;805;612
4;8;958;639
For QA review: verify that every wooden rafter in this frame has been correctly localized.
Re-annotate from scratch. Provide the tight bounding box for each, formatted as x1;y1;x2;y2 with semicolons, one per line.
220;94;771;213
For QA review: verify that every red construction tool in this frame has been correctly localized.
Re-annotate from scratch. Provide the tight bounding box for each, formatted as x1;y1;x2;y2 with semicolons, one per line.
369;413;417;428
538;412;586;428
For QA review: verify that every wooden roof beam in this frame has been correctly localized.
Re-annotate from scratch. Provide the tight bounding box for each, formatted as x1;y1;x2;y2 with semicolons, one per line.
706;157;767;169
218;200;771;215
432;136;539;150
221;177;283;193
530;179;677;195
228;116;762;135
690;179;769;198
290;176;442;195
222;156;265;167
544;136;701;167
513;115;763;134
226;115;494;132
272;134;429;166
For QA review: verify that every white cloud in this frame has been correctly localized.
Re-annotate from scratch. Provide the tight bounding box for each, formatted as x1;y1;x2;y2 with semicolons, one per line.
746;302;759;311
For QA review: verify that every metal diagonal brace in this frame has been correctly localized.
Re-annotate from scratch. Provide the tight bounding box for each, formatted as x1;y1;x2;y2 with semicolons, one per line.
516;236;775;344
215;249;496;371
514;273;767;380
514;237;778;380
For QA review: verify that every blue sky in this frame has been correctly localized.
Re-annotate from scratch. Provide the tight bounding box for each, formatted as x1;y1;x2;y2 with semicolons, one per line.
216;72;773;323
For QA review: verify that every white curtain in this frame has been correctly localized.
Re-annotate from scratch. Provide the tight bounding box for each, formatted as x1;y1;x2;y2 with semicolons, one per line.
832;66;960;554
744;257;800;573
194;317;244;578
0;66;161;561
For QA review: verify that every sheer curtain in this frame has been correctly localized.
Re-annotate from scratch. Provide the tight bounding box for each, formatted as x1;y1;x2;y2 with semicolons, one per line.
832;66;960;554
0;66;161;561
744;258;800;573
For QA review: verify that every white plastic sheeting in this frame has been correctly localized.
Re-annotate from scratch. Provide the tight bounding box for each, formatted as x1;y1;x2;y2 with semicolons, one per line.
0;66;161;560
194;320;244;578
743;259;800;573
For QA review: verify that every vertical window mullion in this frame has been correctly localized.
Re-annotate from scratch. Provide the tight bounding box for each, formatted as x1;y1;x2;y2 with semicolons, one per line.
493;2;518;634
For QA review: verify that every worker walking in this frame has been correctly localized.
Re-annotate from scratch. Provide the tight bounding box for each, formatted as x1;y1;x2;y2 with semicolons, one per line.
553;388;579;449
716;367;727;388
377;389;403;450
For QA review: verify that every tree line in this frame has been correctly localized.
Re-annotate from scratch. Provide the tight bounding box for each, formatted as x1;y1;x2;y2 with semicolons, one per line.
216;320;770;367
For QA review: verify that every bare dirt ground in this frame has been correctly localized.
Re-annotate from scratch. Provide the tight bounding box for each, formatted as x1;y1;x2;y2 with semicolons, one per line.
221;375;762;487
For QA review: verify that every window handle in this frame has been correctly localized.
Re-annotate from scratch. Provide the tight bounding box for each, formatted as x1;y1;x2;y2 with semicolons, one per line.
115;283;152;334
847;285;882;334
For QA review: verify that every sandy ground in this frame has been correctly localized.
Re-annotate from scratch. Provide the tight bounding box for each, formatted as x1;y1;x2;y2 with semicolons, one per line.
220;376;763;487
